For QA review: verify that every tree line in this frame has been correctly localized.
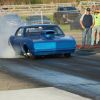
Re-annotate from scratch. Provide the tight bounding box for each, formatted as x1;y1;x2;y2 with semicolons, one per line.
0;0;87;5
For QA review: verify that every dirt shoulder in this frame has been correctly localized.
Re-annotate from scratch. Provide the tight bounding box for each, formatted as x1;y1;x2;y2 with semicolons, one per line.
0;69;48;91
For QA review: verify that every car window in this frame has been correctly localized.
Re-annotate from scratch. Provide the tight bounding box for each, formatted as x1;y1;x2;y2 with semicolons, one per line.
54;27;63;34
60;8;64;11
25;27;42;36
62;7;77;11
15;28;24;37
25;26;63;36
4;14;20;20
29;16;48;21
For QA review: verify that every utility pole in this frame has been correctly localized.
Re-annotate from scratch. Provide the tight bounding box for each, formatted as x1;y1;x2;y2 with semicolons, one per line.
41;6;43;24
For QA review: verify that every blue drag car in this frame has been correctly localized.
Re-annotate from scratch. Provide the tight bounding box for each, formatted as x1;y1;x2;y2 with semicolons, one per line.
8;24;76;59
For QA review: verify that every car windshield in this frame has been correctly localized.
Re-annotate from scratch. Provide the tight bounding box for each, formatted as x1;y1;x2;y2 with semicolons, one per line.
25;26;63;36
4;15;20;19
60;7;76;11
29;16;48;21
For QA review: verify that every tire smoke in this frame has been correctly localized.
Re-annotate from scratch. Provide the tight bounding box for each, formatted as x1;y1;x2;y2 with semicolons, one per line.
0;15;24;58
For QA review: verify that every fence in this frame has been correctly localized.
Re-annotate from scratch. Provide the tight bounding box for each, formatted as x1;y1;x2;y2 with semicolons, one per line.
0;3;78;15
77;1;100;10
1;1;100;16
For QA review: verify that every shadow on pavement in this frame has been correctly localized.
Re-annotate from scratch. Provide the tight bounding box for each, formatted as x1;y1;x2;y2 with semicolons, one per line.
74;47;100;56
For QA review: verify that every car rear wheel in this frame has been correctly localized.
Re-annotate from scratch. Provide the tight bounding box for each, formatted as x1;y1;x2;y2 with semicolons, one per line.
27;50;36;59
64;53;71;58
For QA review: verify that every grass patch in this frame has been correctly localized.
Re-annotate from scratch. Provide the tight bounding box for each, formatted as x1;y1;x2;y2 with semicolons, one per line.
21;15;82;32
58;25;81;32
46;15;53;23
21;16;28;20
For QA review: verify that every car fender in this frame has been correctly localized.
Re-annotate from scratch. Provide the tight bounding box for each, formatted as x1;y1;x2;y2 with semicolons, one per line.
21;39;34;55
8;35;15;47
65;36;76;41
65;36;76;46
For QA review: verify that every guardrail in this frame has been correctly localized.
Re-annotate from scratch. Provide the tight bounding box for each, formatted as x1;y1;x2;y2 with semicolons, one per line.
0;3;77;15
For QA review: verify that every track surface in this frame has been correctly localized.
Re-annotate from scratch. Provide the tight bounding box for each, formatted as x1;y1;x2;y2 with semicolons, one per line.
0;32;100;100
0;48;100;99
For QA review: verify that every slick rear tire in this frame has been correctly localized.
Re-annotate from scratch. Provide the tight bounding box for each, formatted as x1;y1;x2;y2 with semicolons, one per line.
27;50;36;59
64;53;71;58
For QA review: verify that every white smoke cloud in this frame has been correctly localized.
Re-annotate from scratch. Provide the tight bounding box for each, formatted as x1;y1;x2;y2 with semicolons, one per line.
0;15;24;58
0;45;16;58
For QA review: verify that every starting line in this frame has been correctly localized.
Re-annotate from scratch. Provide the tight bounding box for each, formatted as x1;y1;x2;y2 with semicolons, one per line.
0;87;91;100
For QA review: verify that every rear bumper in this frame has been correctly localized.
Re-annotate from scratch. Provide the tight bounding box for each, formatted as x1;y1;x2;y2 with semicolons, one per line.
30;48;76;56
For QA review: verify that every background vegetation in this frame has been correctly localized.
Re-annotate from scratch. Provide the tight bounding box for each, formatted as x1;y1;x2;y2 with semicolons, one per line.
0;0;87;5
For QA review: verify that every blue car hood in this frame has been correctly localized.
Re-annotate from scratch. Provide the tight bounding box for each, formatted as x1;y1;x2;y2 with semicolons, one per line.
27;35;76;52
28;36;75;42
33;36;76;50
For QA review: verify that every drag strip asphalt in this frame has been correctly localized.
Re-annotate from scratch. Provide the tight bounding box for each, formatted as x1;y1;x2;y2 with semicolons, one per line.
0;32;100;100
0;49;100;99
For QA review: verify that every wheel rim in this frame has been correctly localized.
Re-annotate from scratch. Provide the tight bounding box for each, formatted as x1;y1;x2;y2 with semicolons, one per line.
27;50;35;59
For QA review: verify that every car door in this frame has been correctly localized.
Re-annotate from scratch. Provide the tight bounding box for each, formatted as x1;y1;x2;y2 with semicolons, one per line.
13;27;24;54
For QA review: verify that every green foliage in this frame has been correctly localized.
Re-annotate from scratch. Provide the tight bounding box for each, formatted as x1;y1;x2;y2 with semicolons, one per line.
29;0;42;4
58;25;81;32
46;15;53;23
22;16;27;20
0;0;88;5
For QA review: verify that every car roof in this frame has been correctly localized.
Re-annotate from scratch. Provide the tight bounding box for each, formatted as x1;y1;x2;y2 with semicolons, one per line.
59;6;75;8
28;15;46;17
4;14;19;16
20;24;58;28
